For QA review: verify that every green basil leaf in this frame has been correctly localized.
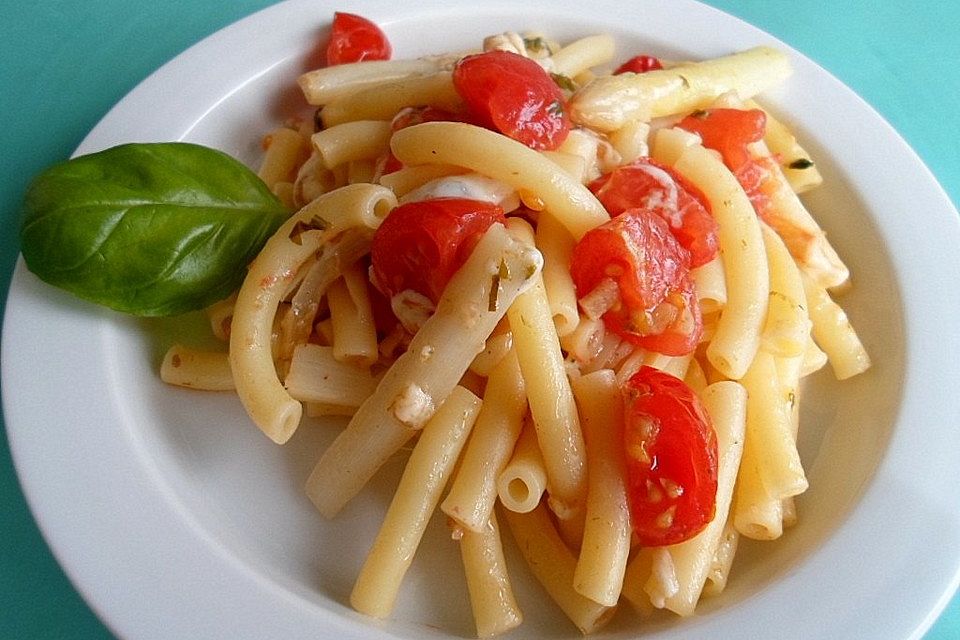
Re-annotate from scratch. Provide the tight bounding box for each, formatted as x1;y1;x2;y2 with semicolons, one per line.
20;142;289;316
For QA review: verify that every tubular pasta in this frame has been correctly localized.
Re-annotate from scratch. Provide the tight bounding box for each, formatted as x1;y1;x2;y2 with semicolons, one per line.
205;293;236;342
691;255;726;315
390;121;609;239
746;99;823;194
659;380;746;616
505;219;587;534
298;54;462;105
305;223;542;517
570;46;791;131
351;386;481;618
556;128;601;184
284;344;378;408
548;34;616;78
377;164;466;196
468;320;513;376
802;272;871;379
760;223;812;358
500;504;616;634
441;349;527;532
540;150;589;182
740;350;808;501
702;521;740;597
570;370;631;607
608;119;651;164
311;120;392;169
661;133;769;380
160;345;234;391
327;260;378;367
459;511;523;638
496;416;548;514
320;72;462;128
534;211;580;337
259;126;310;189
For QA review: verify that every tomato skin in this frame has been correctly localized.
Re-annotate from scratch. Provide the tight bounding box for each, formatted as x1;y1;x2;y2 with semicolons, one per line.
452;51;570;150
326;12;392;65
677;108;766;170
622;366;718;546
570;208;702;356
588;158;719;268
677;108;775;219
614;55;663;74
370;198;505;304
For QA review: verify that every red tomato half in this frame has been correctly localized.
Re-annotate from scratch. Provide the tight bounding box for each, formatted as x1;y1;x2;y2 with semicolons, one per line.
452;50;570;150
614;55;664;74
622;366;718;546
588;158;719;268
570;208;702;356
326;12;392;65
677;108;766;170
370;198;505;304
677;108;775;219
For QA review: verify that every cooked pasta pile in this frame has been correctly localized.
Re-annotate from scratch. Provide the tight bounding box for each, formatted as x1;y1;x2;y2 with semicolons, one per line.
160;23;870;637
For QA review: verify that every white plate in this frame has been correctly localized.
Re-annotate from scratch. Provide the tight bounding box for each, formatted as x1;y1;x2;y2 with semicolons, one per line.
4;0;960;638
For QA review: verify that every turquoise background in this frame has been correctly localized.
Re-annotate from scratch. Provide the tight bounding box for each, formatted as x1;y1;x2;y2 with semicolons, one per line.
1;1;957;637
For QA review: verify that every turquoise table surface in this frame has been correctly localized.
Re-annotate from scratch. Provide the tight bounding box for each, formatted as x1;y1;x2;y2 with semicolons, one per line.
1;1;958;638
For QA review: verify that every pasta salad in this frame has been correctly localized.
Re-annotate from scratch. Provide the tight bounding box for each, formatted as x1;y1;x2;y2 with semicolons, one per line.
19;10;871;638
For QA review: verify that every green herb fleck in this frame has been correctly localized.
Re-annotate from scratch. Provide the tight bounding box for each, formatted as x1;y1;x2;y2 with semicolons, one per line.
488;273;501;312
788;158;815;170
499;258;511;281
547;100;564;117
523;36;548;53
550;73;577;92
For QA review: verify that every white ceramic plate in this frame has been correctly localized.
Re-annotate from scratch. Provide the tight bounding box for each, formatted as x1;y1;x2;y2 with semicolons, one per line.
4;0;960;638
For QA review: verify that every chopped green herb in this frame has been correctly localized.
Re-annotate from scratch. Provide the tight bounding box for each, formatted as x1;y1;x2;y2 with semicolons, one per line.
498;258;511;281
488;273;501;312
550;72;577;92
547;100;564;117
788;158;815;170
523;36;548;53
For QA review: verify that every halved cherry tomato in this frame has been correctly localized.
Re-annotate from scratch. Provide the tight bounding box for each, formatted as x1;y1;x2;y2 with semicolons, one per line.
678;108;765;169
677;108;775;219
588;158;719;268
614;54;663;74
608;275;701;356
326;12;392;65
622;366;718;546
370;198;505;304
569;207;702;356
452;50;570;150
